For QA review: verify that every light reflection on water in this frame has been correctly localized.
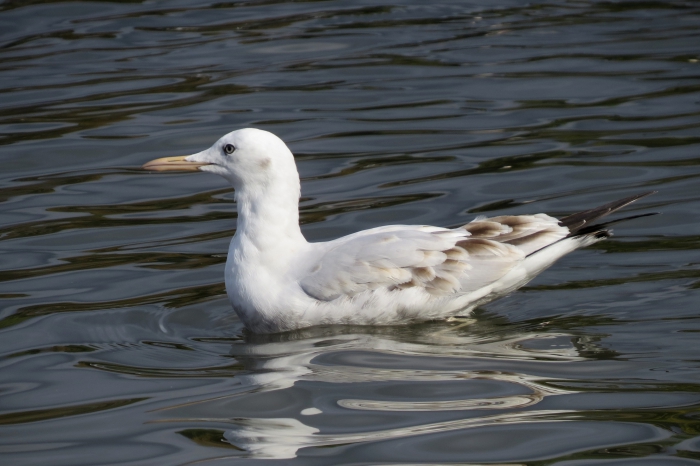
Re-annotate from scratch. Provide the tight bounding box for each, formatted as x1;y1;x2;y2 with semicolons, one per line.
226;329;579;459
1;0;700;464
138;321;692;461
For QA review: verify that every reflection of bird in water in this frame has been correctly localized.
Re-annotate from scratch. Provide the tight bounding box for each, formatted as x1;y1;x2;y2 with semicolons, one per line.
163;322;596;459
144;128;656;334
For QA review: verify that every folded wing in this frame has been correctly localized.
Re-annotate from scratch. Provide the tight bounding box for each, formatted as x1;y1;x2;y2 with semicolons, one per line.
300;214;569;302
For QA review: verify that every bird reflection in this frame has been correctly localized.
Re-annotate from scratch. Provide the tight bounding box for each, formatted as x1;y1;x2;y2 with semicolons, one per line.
162;315;613;460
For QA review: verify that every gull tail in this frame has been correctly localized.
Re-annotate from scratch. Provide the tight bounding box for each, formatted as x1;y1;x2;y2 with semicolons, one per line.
520;191;658;279
559;191;659;238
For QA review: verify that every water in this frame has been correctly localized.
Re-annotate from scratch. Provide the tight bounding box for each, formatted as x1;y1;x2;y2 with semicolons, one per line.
1;0;699;464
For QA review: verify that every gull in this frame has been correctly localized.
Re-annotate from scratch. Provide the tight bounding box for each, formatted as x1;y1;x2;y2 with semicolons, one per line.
143;128;656;334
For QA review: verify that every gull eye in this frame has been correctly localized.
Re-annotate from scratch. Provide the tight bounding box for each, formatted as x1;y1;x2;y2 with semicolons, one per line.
223;144;236;155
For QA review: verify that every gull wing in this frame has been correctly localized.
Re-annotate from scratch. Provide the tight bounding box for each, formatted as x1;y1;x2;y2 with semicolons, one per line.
461;213;570;256
460;192;657;255
299;224;541;302
298;192;656;307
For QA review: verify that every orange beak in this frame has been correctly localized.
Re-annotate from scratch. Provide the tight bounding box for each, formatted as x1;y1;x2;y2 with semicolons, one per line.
142;156;210;172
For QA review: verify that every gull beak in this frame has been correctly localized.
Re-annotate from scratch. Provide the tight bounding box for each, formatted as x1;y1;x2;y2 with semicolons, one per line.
142;155;210;172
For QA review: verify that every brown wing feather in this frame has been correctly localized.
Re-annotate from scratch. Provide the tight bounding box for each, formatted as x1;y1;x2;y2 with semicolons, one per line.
390;237;522;295
461;214;568;255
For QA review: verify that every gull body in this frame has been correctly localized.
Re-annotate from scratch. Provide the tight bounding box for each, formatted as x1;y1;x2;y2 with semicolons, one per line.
144;128;655;334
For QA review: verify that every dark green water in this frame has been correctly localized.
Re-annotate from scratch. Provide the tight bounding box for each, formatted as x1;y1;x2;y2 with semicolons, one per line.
1;1;700;464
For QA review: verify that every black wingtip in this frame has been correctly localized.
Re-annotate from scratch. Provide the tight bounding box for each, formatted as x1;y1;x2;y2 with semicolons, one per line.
559;191;657;235
571;211;660;237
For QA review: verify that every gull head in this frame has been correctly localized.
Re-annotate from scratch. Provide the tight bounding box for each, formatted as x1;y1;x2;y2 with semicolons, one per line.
142;128;298;192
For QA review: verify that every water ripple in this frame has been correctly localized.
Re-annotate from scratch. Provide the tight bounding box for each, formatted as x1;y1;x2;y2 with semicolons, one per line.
1;1;699;464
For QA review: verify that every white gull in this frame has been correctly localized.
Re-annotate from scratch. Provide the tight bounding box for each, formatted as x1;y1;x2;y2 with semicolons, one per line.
143;128;655;334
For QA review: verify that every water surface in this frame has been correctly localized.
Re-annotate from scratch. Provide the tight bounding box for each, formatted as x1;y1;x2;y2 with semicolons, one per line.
1;1;700;464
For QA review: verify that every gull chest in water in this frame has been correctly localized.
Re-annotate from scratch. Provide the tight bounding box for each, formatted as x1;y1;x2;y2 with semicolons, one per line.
224;229;317;332
143;128;657;334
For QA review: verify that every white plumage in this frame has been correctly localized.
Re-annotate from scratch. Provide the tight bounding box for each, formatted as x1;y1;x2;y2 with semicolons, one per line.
143;128;654;334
